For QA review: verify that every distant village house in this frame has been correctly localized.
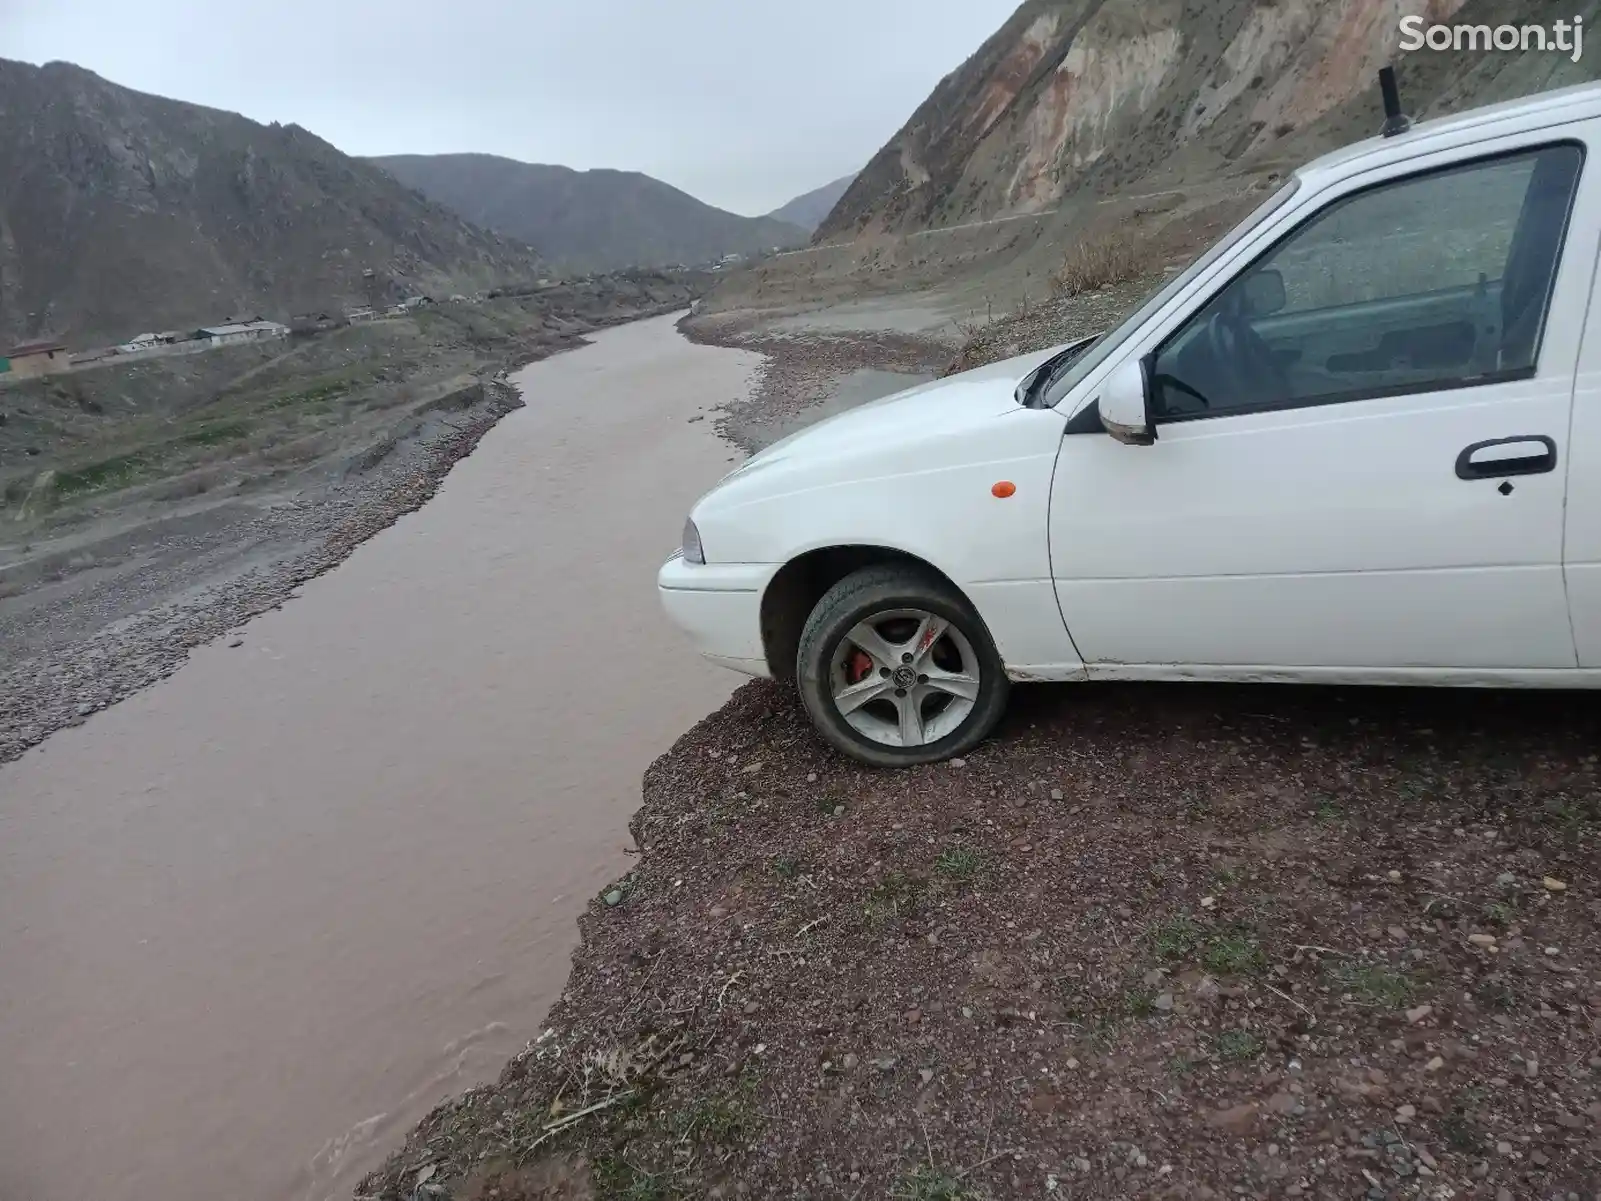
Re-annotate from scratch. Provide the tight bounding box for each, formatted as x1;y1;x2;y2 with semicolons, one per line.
194;320;290;347
2;340;70;378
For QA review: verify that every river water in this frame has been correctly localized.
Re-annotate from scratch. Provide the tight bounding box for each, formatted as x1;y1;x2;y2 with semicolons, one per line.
0;315;757;1201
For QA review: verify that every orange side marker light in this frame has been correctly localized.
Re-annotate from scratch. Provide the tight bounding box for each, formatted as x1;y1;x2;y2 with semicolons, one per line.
991;481;1016;498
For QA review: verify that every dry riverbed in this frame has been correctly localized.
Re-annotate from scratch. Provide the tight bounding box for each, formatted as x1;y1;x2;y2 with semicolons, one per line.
363;293;1601;1201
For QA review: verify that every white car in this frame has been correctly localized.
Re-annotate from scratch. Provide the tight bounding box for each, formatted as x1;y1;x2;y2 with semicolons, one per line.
661;80;1601;767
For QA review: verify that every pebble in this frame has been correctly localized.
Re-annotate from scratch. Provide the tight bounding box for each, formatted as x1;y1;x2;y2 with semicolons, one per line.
841;1053;859;1070
1200;896;1216;909
1544;876;1568;892
1426;1056;1445;1072
919;1068;934;1084
949;758;967;768
1049;788;1063;801
1395;1104;1416;1121
1154;992;1174;1011
1469;933;1498;947
1406;1003;1433;1023
602;889;624;907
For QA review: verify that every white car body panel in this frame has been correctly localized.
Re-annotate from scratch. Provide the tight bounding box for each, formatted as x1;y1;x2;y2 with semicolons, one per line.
659;82;1601;692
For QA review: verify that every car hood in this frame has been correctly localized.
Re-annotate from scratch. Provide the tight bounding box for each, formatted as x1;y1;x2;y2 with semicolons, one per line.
716;342;1070;488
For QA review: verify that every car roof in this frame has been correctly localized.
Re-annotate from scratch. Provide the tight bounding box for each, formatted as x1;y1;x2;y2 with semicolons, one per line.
1298;79;1601;188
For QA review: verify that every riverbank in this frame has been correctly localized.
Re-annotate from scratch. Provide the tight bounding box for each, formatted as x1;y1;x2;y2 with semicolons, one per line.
0;282;694;765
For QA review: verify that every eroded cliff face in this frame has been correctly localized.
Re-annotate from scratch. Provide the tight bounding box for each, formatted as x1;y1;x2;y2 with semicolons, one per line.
819;0;1600;240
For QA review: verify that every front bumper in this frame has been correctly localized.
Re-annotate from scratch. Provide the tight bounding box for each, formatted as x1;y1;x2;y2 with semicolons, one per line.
657;553;779;678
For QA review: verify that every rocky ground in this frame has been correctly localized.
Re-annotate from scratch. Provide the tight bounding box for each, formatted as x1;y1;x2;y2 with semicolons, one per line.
363;679;1601;1201
0;281;695;765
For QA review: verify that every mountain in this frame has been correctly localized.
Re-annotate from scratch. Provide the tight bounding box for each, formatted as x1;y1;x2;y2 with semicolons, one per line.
0;59;543;347
370;154;807;273
818;0;1601;241
764;174;857;232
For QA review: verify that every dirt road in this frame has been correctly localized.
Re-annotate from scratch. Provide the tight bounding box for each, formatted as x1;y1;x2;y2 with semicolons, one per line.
0;314;756;1201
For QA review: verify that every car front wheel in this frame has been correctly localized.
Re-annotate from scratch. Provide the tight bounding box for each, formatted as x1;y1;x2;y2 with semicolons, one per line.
796;564;1009;767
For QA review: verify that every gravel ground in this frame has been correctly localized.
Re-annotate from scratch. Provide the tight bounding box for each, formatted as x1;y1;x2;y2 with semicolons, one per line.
0;380;526;764
680;313;951;454
362;678;1601;1201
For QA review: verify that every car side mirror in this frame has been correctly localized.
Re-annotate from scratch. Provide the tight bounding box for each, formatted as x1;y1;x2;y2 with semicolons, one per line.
1240;268;1286;318
1099;358;1154;446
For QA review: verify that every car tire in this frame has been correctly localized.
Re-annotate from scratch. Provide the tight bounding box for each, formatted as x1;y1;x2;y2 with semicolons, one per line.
796;564;1009;768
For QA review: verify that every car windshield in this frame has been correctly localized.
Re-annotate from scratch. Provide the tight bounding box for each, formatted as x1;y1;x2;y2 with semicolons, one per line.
1042;175;1301;409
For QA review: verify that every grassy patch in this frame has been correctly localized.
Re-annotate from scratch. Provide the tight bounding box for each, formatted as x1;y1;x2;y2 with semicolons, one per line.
1149;914;1204;961
865;871;926;925
771;855;801;880
934;846;985;882
1214;1029;1263;1062
178;420;251;447
592;1155;671;1200
1313;797;1345;825
672;1094;749;1146
1333;962;1414;1007
1203;926;1267;976
892;1165;975;1201
53;453;151;497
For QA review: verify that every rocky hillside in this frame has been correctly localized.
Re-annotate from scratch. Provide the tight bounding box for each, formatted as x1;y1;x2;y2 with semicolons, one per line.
371;154;807;272
0;59;544;346
765;173;857;232
818;0;1601;239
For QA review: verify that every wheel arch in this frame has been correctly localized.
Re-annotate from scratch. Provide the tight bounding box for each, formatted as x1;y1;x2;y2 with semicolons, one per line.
759;544;967;680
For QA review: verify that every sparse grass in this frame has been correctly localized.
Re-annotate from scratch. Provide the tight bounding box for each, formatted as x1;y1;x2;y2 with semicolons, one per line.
1314;797;1345;824
891;1165;975;1201
673;1095;748;1146
814;794;845;816
53;452;150;497
1482;898;1516;927
771;855;801;880
177;420;251;447
1149;913;1204;961
1117;986;1158;1018
1333;962;1414;1007
1168;1052;1201;1077
865;871;926;924
934;846;985;882
1050;231;1148;297
1203;927;1267;976
593;1155;671;1201
1215;1029;1263;1061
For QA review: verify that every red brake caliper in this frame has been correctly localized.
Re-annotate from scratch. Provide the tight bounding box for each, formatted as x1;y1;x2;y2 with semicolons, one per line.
846;649;874;685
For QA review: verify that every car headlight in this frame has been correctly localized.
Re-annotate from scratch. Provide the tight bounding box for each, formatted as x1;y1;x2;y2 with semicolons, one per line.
682;517;705;565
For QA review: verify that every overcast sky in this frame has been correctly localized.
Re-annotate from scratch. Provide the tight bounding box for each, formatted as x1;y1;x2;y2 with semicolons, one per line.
5;0;1018;215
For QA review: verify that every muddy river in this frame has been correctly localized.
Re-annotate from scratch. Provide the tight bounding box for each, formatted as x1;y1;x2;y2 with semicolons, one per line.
0;316;758;1201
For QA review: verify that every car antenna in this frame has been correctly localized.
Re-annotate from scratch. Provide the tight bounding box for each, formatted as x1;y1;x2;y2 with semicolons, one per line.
1379;65;1412;137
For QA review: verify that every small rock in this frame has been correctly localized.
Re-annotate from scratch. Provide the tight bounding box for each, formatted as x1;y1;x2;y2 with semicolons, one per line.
1468;933;1498;947
806;772;817;782
741;761;763;774
1049;788;1063;801
1154;992;1174;1012
919;1068;934;1084
1406;1003;1434;1024
602;889;624;907
1388;926;1408;940
904;1008;921;1024
1530;1150;1549;1167
1496;1141;1513;1155
1200;895;1217;909
743;1001;759;1015
949;758;967;768
74;702;94;717
1496;1190;1513;1201
874;1056;897;1072
1396;1104;1416;1121
841;1053;859;1070
1544;876;1568;892
1388;870;1402;882
1525;1057;1539;1078
1425;1056;1445;1072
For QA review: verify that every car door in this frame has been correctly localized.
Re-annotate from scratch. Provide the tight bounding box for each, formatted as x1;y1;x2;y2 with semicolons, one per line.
1049;136;1592;675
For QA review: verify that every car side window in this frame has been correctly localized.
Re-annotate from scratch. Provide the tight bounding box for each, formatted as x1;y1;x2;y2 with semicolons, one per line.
1149;143;1584;421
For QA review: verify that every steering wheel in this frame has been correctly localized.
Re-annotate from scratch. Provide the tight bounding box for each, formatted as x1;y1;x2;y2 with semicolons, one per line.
1204;297;1291;406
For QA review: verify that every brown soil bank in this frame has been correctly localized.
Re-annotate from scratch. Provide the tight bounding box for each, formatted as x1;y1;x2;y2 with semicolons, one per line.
363;678;1601;1201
